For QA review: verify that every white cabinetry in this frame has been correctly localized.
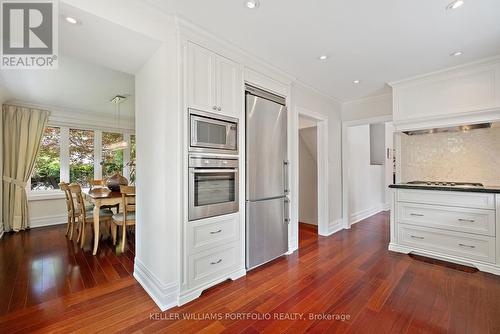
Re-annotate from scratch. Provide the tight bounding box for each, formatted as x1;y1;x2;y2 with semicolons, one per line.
390;189;500;275
389;57;500;130
181;41;245;306
180;213;244;305
186;42;242;118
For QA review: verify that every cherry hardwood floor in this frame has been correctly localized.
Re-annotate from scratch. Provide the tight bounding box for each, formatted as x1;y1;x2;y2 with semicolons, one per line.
1;212;500;333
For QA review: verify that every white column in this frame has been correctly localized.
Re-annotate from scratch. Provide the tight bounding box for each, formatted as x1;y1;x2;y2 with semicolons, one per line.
60;127;70;182
94;130;102;179
123;133;131;180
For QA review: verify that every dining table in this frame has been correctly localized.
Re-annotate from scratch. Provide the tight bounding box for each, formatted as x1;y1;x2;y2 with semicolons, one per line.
82;188;122;255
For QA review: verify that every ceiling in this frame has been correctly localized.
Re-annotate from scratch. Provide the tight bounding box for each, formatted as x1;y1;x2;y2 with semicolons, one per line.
0;4;162;117
144;0;500;102
59;3;161;75
1;56;135;117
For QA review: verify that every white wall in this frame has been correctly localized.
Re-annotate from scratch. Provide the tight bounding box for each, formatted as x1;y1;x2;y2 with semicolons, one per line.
299;126;317;225
0;88;7;238
291;82;343;238
342;93;392;122
347;124;385;223
134;38;181;310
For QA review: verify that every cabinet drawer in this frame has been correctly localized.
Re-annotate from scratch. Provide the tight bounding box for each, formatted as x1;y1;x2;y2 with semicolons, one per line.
186;214;239;254
187;242;240;289
397;203;496;236
399;225;496;264
397;189;495;210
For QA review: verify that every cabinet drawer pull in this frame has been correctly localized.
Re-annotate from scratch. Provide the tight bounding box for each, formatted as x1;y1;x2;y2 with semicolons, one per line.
212;106;217;110
410;213;424;217
210;229;222;234
210;259;223;265
410;235;424;240
217;106;222;111
458;243;476;249
458;218;475;223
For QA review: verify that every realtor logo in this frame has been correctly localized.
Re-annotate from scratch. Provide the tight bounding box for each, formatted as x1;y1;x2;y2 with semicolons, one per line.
1;0;58;69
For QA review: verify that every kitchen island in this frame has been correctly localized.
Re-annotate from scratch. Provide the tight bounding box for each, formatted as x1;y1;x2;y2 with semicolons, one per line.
388;183;500;275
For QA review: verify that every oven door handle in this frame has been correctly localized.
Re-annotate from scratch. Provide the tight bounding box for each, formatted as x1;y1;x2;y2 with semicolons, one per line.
190;168;238;173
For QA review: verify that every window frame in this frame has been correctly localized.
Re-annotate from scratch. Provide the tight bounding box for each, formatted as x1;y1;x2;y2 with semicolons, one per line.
28;123;135;200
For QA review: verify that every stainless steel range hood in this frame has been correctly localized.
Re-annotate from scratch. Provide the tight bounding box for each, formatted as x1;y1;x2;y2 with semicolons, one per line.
403;122;495;136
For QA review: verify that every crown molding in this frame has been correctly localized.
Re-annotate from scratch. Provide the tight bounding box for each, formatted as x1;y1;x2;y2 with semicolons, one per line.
8;100;135;132
388;54;500;87
342;92;392;106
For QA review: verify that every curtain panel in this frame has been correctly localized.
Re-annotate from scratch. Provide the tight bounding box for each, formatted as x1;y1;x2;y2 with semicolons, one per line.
2;105;49;232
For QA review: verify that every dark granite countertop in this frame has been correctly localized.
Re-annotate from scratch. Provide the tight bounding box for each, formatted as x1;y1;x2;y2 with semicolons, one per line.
389;183;500;194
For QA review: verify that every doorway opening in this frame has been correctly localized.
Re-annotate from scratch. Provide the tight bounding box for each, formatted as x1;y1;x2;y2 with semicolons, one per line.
342;117;394;229
298;116;319;238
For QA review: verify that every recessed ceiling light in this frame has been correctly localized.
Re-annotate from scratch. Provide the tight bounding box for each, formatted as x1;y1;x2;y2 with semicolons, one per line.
450;51;463;56
353;80;361;84
446;0;464;10
319;55;328;60
245;0;260;9
65;16;79;24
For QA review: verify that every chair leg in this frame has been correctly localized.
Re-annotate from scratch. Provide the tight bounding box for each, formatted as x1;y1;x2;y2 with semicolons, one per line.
65;215;71;236
111;223;117;245
121;223;126;253
76;219;81;243
80;223;86;248
69;216;75;240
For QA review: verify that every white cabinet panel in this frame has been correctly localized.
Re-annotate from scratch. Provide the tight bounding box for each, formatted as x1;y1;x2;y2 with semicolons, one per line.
216;56;241;118
397;202;495;236
397;189;495;210
187;42;216;112
186;214;239;254
391;59;500;123
186;42;243;118
399;225;496;264
187;242;240;289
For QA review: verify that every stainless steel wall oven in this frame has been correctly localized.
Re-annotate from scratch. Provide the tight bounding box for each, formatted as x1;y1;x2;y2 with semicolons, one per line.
188;155;239;221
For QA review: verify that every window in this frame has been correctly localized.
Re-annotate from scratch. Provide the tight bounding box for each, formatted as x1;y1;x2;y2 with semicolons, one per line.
30;125;134;193
102;132;124;179
31;127;61;190
69;129;94;187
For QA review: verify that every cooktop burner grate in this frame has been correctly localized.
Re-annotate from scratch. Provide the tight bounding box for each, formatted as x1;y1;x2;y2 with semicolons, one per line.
406;181;484;187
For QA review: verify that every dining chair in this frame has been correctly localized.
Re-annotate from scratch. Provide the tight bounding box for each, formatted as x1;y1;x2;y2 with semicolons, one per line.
59;182;77;240
69;183;114;250
111;185;136;253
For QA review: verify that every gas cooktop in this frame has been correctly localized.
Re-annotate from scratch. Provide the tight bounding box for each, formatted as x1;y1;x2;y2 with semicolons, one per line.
406;181;484;188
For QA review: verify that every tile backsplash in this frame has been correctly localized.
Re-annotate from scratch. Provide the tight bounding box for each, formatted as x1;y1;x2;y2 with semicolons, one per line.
400;126;500;186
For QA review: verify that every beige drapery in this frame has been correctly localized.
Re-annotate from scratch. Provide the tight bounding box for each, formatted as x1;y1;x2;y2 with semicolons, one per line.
2;104;49;232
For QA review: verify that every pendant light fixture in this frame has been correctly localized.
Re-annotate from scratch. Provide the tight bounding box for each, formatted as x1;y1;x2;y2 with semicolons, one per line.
104;95;129;151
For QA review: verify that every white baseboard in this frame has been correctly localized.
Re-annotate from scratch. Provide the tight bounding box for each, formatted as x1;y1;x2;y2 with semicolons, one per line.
319;219;343;236
29;214;67;228
349;204;386;225
178;267;246;306
389;243;500;276
133;258;179;312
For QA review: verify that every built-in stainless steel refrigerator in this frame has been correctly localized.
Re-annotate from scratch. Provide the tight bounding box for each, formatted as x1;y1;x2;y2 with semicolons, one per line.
245;85;289;270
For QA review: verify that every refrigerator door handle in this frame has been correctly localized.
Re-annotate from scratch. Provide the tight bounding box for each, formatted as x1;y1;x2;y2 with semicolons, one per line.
283;160;290;195
284;197;290;224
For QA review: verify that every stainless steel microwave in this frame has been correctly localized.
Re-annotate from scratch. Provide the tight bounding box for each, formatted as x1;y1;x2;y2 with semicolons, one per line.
189;109;238;154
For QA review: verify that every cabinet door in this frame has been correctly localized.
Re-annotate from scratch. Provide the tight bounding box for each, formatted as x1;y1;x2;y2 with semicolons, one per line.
216;55;242;118
186;42;216;112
